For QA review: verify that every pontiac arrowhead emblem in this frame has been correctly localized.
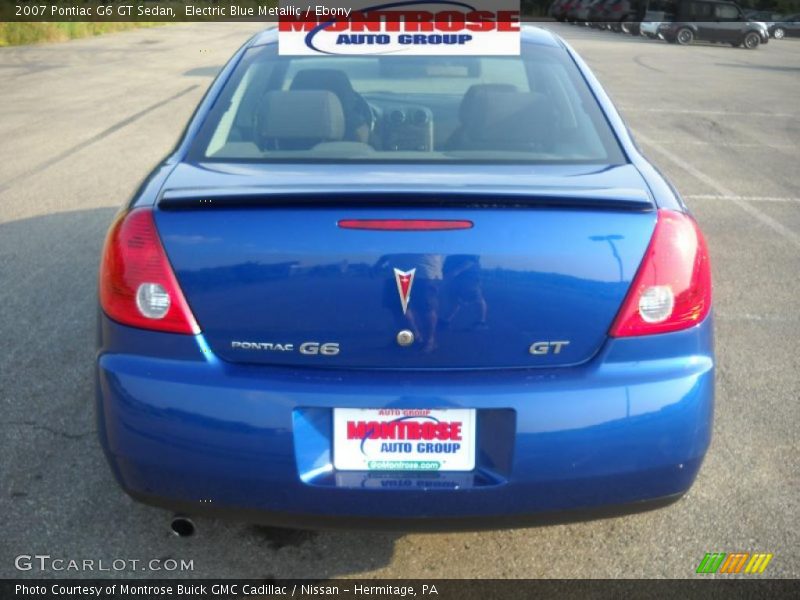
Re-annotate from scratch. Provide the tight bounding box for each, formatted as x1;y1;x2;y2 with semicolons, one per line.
393;268;416;315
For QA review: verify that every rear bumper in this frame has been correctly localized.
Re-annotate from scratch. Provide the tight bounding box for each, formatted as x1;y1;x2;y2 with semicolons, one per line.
640;22;662;36
96;314;714;530
126;488;687;532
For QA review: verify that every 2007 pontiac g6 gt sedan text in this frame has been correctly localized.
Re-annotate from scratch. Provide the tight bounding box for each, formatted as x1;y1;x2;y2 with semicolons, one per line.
95;27;714;530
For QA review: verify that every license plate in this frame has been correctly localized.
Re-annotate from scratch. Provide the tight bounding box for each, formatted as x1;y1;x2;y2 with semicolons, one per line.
333;408;476;472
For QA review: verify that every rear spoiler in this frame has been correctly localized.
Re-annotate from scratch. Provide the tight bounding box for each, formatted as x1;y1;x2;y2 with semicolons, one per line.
158;188;654;211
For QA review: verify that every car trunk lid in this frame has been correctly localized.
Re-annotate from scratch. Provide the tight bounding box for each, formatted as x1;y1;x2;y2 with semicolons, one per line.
154;162;656;369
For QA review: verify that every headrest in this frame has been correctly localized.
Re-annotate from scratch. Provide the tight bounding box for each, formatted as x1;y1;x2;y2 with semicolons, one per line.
290;69;357;103
258;91;345;141
459;90;554;143
459;84;519;123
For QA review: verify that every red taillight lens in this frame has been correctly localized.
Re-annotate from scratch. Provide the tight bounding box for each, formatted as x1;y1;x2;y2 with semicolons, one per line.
610;209;711;337
99;208;200;334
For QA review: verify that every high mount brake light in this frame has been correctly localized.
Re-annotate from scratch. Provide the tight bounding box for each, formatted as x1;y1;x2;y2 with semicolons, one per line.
610;209;712;337
99;208;200;335
338;219;473;231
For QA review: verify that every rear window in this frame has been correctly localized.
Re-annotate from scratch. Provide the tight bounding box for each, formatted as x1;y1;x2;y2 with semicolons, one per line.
189;43;626;165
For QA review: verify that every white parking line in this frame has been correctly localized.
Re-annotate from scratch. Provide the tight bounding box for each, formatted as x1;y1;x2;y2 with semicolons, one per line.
716;313;800;322
621;107;798;118
659;141;797;150
634;131;800;249
686;195;800;203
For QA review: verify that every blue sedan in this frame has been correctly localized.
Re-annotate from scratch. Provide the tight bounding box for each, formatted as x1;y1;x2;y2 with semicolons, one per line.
96;27;714;531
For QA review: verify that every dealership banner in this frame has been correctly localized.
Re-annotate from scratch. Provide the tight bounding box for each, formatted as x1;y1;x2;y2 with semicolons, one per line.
277;0;520;56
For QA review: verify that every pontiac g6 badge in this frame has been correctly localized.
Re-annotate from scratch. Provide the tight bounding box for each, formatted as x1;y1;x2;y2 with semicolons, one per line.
231;341;340;356
393;268;416;315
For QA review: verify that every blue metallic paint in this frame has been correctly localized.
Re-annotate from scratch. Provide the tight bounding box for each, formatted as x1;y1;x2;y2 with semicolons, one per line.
96;313;713;519
97;27;714;528
155;205;656;370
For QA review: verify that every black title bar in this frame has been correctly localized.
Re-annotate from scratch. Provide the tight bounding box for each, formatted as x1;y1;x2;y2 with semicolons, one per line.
2;579;798;600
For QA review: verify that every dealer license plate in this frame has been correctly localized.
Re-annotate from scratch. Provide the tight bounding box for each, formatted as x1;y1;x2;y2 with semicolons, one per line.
333;408;476;472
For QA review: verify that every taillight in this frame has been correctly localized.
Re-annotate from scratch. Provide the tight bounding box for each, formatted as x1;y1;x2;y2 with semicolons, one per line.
610;209;711;337
99;208;200;334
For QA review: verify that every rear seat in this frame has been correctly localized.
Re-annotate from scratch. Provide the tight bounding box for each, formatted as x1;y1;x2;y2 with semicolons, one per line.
447;85;557;152
257;90;346;150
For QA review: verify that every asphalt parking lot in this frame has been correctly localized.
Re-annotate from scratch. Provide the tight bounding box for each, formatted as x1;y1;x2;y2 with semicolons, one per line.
0;22;798;579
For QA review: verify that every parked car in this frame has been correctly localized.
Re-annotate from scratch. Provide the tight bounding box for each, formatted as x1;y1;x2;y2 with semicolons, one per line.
96;26;715;530
552;0;577;22
588;0;616;28
577;0;607;23
566;0;594;22
744;10;780;21
640;19;663;38
549;0;570;20
640;0;676;38
604;0;641;33
744;11;783;39
768;14;800;39
659;0;769;48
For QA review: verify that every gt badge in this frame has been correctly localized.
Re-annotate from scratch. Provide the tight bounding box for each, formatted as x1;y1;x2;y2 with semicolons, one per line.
393;268;416;315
